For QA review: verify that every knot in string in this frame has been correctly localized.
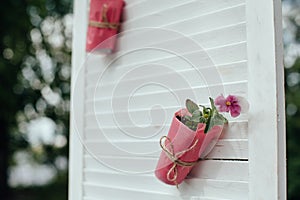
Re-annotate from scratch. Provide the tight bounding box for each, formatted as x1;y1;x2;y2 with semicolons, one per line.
159;136;199;187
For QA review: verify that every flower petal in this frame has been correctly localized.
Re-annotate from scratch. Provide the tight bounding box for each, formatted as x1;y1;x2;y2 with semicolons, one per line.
215;95;230;112
236;96;249;113
215;94;226;105
226;95;239;104
230;105;241;117
220;105;230;112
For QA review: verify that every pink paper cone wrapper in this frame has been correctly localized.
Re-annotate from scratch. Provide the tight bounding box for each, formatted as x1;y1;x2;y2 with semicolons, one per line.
86;0;124;53
155;109;224;185
199;125;224;158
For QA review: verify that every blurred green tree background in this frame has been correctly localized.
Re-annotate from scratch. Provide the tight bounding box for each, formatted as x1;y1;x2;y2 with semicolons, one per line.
0;0;300;200
283;0;300;199
0;0;72;199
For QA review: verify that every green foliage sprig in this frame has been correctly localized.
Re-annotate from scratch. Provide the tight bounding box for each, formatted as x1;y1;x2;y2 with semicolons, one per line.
181;98;228;133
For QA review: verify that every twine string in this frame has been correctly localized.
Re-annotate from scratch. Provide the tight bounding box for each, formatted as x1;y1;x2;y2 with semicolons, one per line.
159;136;199;187
89;3;120;29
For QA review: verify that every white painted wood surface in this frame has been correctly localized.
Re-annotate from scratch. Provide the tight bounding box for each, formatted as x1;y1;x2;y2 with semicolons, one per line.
69;0;285;199
246;0;286;199
68;0;87;200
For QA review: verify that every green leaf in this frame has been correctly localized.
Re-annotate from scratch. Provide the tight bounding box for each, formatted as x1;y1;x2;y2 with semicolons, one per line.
181;115;198;131
191;116;200;122
204;113;212;133
183;98;228;133
183;115;192;121
209;97;217;110
204;98;228;133
191;110;201;122
199;117;206;123
186;99;199;114
192;109;201;117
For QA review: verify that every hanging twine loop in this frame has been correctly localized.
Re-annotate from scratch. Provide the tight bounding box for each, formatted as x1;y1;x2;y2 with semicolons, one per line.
89;3;120;30
159;136;199;188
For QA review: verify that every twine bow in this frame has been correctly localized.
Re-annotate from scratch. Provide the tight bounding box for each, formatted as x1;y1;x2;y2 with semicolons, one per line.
89;4;120;30
159;136;199;187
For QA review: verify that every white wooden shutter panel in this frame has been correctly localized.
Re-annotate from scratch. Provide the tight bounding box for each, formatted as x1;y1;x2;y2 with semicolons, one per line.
69;0;286;199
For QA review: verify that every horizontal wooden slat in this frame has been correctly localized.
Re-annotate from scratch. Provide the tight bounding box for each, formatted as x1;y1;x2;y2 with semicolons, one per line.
85;102;248;126
84;195;230;200
84;108;248;129
86;22;246;76
179;179;248;200
85;66;247;106
85;79;247;106
187;198;231;200
124;0;196;22
124;0;146;7
119;22;246;57
124;0;244;23
206;139;248;159
83;171;248;196
84;155;157;174
83;178;248;200
83;183;179;200
164;4;245;34
85;60;247;90
86;80;247;105
85;41;247;76
191;22;246;49
221;121;248;139
84;157;248;181
84;121;248;141
123;4;245;31
85;56;247;87
189;160;248;181
83;139;248;159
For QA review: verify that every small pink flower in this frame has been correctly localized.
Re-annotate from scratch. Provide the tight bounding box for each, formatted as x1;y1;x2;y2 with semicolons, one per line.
215;94;242;117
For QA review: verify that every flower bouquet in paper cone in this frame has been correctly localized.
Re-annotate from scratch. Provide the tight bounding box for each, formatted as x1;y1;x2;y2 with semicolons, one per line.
155;95;248;186
86;0;125;53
